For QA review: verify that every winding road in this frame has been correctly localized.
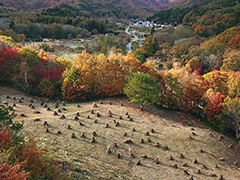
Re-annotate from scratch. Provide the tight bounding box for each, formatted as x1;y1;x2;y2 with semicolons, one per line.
125;27;139;52
125;26;145;52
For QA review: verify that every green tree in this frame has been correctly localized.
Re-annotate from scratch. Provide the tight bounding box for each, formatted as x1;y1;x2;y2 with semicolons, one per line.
134;48;147;64
0;100;16;127
134;35;159;64
9;20;15;30
48;23;62;39
37;78;52;97
124;72;160;110
0;99;24;145
143;35;158;57
150;27;155;35
222;96;240;138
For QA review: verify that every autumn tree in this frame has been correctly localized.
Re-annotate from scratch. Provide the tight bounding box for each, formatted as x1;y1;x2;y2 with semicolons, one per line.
220;49;240;72
0;35;19;48
196;38;226;72
0;47;20;83
8;138;70;180
61;50;141;101
161;73;184;109
124;72;160;110
9;47;41;92
205;90;226;131
62;50;96;100
0;125;12;149
143;35;158;55
38;50;48;62
56;57;72;70
18;47;40;67
170;62;207;111
123;52;140;75
95;53;126;96
138;61;159;79
203;70;228;95
216;26;240;46
0;163;28;180
227;71;240;98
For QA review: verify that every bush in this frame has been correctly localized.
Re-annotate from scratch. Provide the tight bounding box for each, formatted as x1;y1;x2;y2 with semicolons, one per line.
40;43;53;52
37;78;54;97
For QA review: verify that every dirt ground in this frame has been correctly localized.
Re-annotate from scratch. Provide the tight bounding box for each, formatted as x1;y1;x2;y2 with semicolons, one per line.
1;86;240;180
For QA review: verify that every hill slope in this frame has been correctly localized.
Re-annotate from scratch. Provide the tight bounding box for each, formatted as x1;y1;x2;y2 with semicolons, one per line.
1;87;240;180
150;0;240;36
0;0;201;15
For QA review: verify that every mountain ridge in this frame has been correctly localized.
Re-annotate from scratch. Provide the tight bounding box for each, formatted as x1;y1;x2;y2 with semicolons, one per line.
0;0;197;14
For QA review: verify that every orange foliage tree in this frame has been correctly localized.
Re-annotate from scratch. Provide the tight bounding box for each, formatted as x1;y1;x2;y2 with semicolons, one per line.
9;138;69;180
95;53;126;96
38;49;48;62
205;90;226;131
62;50;140;100
62;50;97;100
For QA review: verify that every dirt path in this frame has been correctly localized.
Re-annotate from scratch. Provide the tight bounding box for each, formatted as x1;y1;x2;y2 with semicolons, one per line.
1;86;240;180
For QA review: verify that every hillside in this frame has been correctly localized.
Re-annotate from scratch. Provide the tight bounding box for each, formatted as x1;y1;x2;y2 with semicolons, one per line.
0;0;201;16
0;0;140;19
149;0;240;36
0;0;73;11
1;87;240;179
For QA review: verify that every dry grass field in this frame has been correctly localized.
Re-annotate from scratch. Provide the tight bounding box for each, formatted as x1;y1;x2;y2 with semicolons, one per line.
1;86;240;180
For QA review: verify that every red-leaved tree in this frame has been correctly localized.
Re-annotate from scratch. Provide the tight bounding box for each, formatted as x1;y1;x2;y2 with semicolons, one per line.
0;125;12;149
0;47;20;83
0;163;28;180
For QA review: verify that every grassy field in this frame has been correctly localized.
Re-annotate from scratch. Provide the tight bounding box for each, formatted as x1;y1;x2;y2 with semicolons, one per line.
1;86;240;180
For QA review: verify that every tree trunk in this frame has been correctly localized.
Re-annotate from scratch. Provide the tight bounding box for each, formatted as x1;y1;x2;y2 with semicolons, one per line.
235;120;239;139
140;102;144;111
24;70;29;93
229;113;239;139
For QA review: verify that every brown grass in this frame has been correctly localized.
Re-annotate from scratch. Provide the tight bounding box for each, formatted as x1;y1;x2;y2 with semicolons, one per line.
1;86;240;180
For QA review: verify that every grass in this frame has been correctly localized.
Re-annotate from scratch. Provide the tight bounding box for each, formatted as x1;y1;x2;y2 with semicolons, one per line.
1;86;240;180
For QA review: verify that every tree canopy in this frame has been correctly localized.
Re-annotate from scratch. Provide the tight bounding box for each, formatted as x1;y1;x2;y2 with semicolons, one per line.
124;72;160;110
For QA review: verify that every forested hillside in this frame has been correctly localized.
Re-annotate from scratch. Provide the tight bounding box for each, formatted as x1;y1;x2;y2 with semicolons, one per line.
150;0;240;36
0;0;202;17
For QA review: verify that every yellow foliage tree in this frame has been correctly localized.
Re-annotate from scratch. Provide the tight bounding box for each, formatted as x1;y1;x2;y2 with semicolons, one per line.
203;70;228;95
227;71;240;98
221;49;240;72
56;57;72;69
